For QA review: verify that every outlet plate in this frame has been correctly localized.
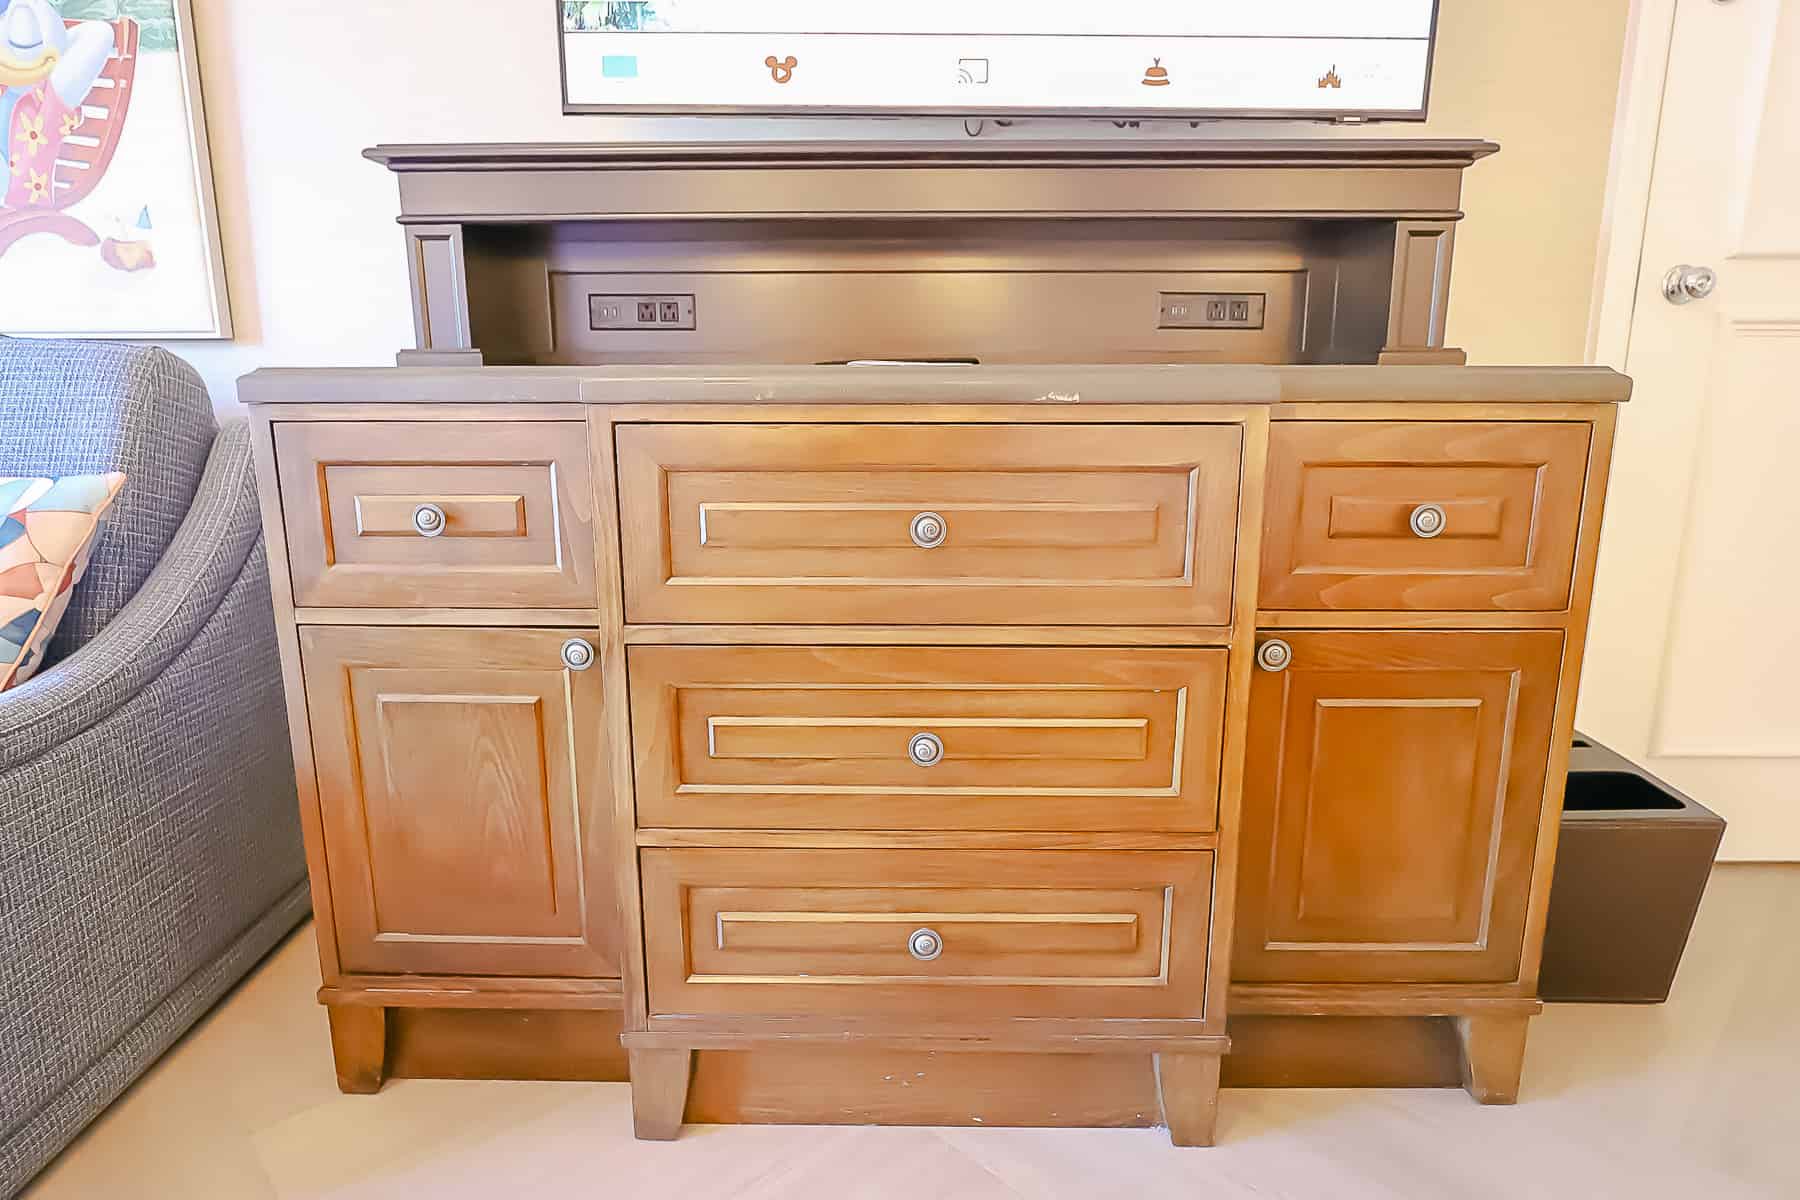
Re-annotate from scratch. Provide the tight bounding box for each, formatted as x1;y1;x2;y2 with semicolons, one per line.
1159;292;1267;331
589;293;697;331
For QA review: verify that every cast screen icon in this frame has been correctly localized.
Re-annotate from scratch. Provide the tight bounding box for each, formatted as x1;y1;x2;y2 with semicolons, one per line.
957;57;990;85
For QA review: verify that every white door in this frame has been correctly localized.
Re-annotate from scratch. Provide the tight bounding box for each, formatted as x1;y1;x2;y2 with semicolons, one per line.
1583;0;1800;859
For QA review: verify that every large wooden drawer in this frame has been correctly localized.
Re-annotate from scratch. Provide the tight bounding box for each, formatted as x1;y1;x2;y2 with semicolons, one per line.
1260;421;1591;611
642;848;1213;1019
628;645;1228;832
275;421;596;608
615;423;1242;625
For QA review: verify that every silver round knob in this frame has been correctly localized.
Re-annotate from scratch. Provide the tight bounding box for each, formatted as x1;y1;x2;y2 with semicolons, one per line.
560;638;596;672
412;502;447;538
909;511;948;549
907;731;945;768
1662;264;1717;305
908;927;944;962
1409;503;1447;539
1256;639;1293;673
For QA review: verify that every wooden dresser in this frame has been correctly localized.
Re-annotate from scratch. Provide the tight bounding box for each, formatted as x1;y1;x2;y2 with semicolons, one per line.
243;139;1627;1144
244;362;1624;1144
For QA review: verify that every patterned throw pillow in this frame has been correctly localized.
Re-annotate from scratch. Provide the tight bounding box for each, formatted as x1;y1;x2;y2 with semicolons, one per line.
0;473;128;692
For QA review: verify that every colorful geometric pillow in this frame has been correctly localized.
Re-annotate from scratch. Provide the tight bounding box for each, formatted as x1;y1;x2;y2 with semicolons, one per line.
0;473;128;692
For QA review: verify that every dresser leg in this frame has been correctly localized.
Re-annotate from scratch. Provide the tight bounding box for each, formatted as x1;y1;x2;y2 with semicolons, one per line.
327;1005;388;1095
1154;1052;1222;1147
1455;1014;1531;1104
629;1048;694;1141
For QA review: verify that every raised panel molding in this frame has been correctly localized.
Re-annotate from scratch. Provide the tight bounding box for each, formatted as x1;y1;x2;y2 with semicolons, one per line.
1650;316;1800;759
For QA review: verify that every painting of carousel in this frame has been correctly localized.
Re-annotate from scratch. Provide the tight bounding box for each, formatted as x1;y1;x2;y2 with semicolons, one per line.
0;0;229;338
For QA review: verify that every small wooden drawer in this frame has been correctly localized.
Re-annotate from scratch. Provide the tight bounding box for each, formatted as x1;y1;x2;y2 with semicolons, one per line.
275;421;596;608
1260;421;1591;610
628;645;1228;832
642;848;1213;1019
615;423;1242;625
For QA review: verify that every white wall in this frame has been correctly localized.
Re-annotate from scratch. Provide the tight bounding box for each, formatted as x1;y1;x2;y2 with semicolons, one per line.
172;0;1631;410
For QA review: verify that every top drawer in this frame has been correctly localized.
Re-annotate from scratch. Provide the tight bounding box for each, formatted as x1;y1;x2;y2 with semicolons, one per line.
1260;421;1591;611
615;423;1242;626
275;421;596;609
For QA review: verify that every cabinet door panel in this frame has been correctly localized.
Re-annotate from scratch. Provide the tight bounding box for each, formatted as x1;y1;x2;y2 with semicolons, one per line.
301;626;618;978
1233;630;1563;983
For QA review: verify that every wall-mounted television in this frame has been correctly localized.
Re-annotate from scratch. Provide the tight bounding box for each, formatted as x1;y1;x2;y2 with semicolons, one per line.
559;1;1440;120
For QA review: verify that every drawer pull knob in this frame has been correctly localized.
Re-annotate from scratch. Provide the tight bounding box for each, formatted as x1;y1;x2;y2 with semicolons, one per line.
411;502;447;538
907;731;945;768
908;927;945;962
1409;503;1447;539
909;511;948;549
560;638;596;672
1256;638;1293;673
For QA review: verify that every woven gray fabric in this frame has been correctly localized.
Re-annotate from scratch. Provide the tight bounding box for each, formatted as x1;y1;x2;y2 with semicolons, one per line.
0;345;305;1197
0;543;305;1197
0;884;310;1200
0;337;218;662
0;423;261;768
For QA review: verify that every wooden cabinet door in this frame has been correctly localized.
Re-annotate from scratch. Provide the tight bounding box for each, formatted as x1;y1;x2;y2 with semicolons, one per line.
1233;630;1563;984
301;627;618;978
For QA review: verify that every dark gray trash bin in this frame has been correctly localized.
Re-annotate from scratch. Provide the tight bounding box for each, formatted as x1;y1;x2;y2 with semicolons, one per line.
1538;734;1726;1003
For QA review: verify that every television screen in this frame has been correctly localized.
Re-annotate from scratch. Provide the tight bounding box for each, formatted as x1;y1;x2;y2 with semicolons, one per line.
560;1;1439;120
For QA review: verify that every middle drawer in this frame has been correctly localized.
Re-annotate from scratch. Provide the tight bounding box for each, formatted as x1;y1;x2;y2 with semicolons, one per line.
628;645;1228;832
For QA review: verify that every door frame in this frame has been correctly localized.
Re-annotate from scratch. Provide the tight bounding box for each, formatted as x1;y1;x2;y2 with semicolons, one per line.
1586;0;1680;369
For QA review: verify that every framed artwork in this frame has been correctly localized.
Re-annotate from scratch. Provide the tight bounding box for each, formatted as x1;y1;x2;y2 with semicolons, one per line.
0;0;230;339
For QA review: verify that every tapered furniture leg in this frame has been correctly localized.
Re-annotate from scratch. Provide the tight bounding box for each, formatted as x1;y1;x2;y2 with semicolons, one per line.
1155;1052;1222;1147
327;1005;388;1095
629;1048;694;1141
1455;1014;1531;1104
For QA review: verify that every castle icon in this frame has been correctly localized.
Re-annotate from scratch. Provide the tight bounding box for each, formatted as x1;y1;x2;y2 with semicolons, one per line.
1318;65;1343;89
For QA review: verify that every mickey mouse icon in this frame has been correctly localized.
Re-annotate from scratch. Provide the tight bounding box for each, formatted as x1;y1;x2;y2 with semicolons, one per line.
764;54;797;84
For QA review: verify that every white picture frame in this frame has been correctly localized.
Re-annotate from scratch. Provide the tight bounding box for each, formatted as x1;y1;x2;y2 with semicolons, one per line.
0;0;231;339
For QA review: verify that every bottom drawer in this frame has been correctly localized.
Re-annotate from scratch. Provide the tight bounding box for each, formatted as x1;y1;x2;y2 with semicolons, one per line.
642;848;1214;1020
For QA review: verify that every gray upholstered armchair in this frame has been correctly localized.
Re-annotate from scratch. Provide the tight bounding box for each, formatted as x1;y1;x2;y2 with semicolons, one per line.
0;340;308;1197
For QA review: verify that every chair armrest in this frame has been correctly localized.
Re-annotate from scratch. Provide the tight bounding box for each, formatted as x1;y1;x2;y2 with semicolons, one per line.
0;421;265;769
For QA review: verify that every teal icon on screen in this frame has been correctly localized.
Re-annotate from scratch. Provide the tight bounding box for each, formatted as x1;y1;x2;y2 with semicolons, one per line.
602;55;640;79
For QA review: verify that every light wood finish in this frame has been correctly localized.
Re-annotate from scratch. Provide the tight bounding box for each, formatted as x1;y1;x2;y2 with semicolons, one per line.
628;645;1228;833
318;975;623;1011
615;422;1241;626
1261;422;1592;610
622;624;1236;647
625;1021;1226;1053
1231;983;1542;1018
326;1006;386;1095
242;363;1633;409
1455;1014;1532;1105
298;607;601;627
628;1049;693;1141
635;830;1219;852
274;421;596;608
589;414;652;1035
1518;405;1618;992
386;1008;629;1082
1222;1014;1464;1088
1155;1053;1223;1147
247;414;347;986
1234;630;1564;984
641;848;1213;1021
298;626;617;977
